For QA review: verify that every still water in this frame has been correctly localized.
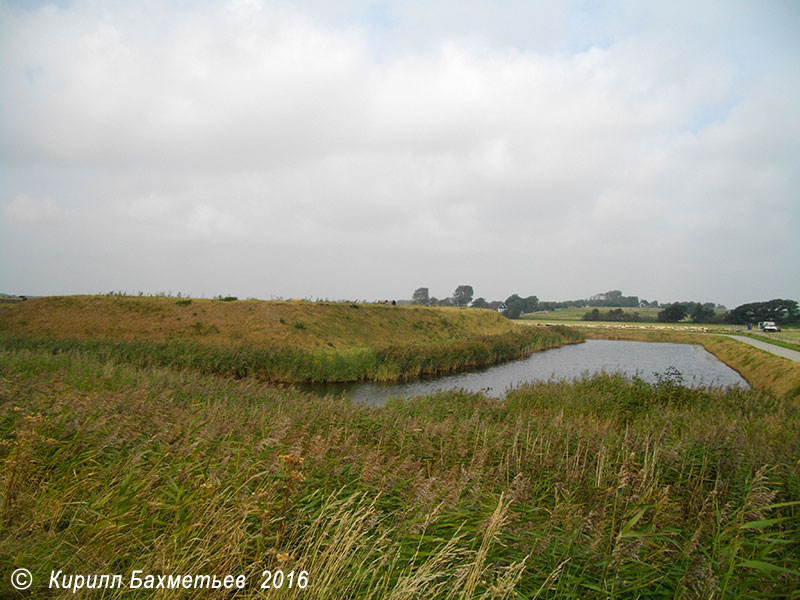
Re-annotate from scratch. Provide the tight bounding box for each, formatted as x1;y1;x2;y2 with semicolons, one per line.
303;340;750;406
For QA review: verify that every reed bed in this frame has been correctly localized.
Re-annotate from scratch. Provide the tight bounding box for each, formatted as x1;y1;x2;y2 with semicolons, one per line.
1;346;798;598
0;325;582;383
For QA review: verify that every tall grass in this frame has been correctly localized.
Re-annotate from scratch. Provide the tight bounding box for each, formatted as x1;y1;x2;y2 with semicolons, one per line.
0;325;582;383
1;346;798;598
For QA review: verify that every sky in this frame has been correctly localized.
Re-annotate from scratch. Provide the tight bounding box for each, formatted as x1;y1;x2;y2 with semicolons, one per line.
1;0;798;307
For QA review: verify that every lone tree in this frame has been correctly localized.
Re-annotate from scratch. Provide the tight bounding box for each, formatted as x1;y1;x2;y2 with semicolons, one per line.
453;285;474;307
504;294;525;319
412;287;430;305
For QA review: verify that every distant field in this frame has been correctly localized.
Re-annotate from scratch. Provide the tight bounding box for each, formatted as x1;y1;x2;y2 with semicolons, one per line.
0;298;24;309
522;307;792;332
522;306;664;321
519;308;800;353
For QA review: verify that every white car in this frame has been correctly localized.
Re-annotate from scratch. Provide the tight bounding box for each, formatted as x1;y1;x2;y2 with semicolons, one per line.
762;321;781;332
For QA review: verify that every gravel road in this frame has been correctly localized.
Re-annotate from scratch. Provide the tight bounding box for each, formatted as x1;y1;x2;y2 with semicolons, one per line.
726;335;800;362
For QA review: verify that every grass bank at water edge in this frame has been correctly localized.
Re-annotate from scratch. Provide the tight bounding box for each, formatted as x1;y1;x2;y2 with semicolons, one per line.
1;347;798;598
582;327;800;401
0;325;583;383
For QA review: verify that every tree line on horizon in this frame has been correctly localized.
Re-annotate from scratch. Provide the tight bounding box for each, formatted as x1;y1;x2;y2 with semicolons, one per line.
411;287;799;325
413;287;663;319
645;298;798;325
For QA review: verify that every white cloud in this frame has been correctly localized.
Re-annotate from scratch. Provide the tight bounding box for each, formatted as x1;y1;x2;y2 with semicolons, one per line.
0;0;798;304
4;193;65;222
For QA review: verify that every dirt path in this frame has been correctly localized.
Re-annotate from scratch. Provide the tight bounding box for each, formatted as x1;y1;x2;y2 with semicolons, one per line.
726;335;800;362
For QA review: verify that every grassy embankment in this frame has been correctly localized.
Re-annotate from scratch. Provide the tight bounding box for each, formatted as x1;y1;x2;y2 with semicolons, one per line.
1;346;798;598
0;296;583;383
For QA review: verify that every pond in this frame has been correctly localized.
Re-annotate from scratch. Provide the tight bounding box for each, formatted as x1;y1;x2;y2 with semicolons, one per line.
302;339;750;406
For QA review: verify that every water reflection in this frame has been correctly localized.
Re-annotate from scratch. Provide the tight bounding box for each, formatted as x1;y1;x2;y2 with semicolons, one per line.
301;339;749;406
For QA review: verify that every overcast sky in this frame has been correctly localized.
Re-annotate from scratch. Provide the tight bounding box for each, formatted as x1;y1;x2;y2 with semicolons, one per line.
1;0;798;306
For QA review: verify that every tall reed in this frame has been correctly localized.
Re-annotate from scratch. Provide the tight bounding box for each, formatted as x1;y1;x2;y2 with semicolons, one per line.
1;346;797;598
0;325;582;383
